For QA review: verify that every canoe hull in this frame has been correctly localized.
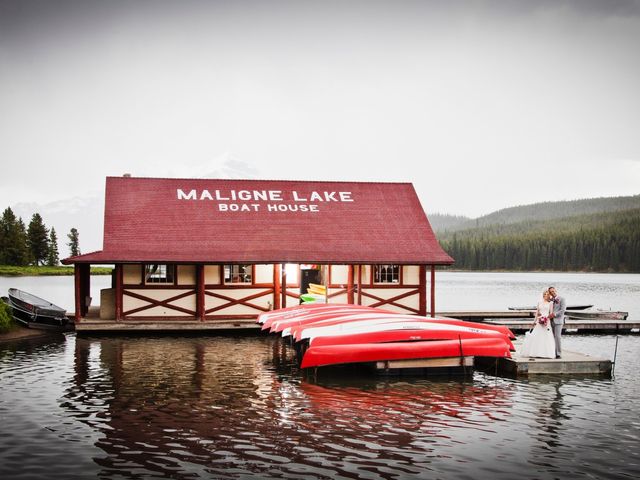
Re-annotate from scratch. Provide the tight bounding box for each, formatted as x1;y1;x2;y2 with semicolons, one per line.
300;338;512;369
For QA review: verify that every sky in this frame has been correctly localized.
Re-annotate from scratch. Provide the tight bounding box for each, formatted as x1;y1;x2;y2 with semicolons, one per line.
1;0;640;252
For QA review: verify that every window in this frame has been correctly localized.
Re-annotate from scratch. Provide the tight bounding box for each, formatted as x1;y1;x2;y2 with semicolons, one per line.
145;264;175;284
224;264;253;284
374;264;400;284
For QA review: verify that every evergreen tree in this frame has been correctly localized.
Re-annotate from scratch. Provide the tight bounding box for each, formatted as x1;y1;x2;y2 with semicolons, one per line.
47;227;59;266
16;218;29;265
67;227;80;257
0;207;29;265
27;213;49;265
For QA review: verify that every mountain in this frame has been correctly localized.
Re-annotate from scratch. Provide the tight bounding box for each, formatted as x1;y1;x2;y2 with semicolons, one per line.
433;196;640;272
434;194;640;233
428;213;471;232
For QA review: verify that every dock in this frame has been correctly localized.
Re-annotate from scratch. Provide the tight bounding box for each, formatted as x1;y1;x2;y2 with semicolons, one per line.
477;349;613;377
70;307;638;334
438;311;639;334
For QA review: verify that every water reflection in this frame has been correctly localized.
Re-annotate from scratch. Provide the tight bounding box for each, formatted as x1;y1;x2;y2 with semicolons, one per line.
0;333;638;479
59;335;524;479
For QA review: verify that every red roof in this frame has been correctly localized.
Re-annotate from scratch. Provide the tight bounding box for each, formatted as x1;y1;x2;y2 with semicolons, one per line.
63;177;453;265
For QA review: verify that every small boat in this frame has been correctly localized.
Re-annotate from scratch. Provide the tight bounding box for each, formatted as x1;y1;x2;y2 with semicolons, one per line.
565;309;629;321
300;337;512;369
6;288;70;330
508;304;593;311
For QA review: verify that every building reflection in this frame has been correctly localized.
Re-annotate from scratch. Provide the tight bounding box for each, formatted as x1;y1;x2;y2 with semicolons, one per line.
64;335;516;478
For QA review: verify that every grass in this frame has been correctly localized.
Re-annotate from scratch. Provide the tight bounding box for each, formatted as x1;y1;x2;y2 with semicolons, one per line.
0;265;112;276
0;300;15;333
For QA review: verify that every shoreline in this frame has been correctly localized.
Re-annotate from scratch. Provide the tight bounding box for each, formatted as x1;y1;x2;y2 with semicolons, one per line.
0;325;61;343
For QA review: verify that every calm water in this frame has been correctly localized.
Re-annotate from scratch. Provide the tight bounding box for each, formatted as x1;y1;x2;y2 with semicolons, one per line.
1;273;639;479
1;271;638;319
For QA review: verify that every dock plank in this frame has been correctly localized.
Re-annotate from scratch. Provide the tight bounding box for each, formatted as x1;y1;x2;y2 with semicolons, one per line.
477;349;612;377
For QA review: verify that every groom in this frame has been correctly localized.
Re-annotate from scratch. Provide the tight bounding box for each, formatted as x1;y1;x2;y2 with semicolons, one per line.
548;286;566;359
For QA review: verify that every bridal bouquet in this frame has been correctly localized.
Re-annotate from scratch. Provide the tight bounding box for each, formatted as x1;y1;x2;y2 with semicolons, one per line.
538;316;549;326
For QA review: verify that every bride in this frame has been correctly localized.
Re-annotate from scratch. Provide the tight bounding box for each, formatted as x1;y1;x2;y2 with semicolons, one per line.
520;289;556;359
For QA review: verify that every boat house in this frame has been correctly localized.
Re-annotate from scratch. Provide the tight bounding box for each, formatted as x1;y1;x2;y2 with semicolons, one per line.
62;176;454;332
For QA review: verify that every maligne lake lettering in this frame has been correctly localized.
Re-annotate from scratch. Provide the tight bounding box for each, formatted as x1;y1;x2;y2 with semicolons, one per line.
176;189;354;203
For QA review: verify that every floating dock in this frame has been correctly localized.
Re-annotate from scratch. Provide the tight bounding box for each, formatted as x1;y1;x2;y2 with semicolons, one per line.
477;349;613;377
484;318;639;334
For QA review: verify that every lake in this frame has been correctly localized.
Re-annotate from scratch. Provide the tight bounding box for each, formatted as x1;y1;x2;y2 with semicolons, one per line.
1;271;638;319
1;272;639;479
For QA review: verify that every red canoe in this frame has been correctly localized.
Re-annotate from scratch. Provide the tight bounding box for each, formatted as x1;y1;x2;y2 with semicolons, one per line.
259;304;384;330
271;308;393;334
300;337;512;369
292;315;515;342
308;327;515;351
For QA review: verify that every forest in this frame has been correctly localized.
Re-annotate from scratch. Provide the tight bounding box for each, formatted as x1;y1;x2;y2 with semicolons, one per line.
0;207;80;267
436;207;640;272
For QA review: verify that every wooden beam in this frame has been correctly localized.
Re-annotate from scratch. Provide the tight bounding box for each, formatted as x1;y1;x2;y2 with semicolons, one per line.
273;264;281;310
74;264;82;322
115;264;123;321
197;264;205;321
430;265;436;318
419;265;427;316
281;263;287;309
357;265;362;305
81;264;90;316
347;264;354;305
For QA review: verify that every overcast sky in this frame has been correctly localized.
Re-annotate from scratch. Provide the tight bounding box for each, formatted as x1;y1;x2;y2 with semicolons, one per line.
2;0;639;230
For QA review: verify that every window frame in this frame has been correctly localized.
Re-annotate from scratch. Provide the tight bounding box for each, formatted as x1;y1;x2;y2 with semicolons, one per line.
144;264;176;285
223;264;254;285
372;264;401;285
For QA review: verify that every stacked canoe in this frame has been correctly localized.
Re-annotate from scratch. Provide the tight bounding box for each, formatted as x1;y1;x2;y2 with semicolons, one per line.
258;303;515;369
299;283;327;304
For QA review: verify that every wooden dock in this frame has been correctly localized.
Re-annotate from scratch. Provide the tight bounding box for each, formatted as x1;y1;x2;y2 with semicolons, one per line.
477;349;613;377
484;318;640;334
438;311;639;334
70;307;638;334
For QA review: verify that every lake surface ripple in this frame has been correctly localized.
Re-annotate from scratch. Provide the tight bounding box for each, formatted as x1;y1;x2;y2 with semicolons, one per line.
1;333;639;479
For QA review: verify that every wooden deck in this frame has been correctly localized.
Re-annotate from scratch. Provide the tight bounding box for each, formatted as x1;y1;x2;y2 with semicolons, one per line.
477;349;613;377
71;306;638;334
484;318;640;334
73;307;260;332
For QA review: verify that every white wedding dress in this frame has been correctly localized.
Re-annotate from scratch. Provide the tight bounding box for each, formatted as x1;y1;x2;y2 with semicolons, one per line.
519;299;556;359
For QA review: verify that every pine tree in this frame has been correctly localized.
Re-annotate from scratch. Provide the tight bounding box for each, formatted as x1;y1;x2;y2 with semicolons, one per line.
27;213;49;266
47;227;59;266
67;227;80;257
0;207;29;265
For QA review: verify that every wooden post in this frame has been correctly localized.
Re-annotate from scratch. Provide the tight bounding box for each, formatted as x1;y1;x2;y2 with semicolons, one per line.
273;264;281;310
419;264;427;316
281;263;287;309
115;264;123;321
430;265;436;318
357;265;362;305
323;264;329;304
81;264;91;316
196;264;205;321
347;265;354;305
74;264;82;322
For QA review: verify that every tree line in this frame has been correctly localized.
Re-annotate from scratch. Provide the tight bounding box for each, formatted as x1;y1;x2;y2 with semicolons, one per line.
438;208;640;272
0;207;81;266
